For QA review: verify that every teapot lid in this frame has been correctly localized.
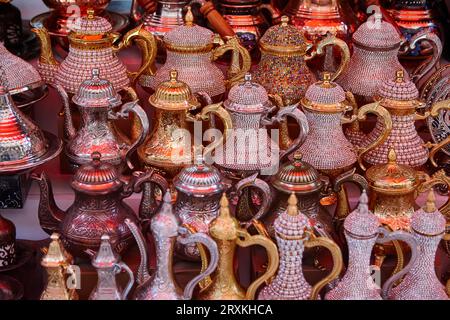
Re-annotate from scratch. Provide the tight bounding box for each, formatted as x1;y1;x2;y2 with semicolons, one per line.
149;70;200;110
272;152;323;194
72;152;123;194
259;16;310;55
92;235;119;268
71;9;113;35
376;70;422;108
366;149;417;193
344;191;380;237
0;72;49;166
164;6;214;51
209;194;240;241
0;42;43;94
224;73;270;113
302;72;347;112
41;233;73;267
411;190;446;236
352;13;401;49
72;69;122;108
151;191;179;238
173;148;224;196
274;193;310;239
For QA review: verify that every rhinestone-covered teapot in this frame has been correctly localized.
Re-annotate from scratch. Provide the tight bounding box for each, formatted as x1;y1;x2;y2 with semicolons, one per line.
33;10;157;95
56;69;149;171
125;191;219;300
32;152;168;257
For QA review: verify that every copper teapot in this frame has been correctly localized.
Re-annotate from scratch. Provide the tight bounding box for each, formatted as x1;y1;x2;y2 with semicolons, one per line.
125;191;219;300
33;10;157;96
56;69;149;171
32;152;168;257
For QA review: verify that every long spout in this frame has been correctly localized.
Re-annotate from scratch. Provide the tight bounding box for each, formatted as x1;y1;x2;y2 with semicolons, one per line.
54;84;76;140
32;27;58;65
124;219;151;286
31;172;64;235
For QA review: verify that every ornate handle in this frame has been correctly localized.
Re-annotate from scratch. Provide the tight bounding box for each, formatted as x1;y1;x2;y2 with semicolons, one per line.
116;25;157;85
427;99;450;167
178;227;219;300
114;262;135;300
305;233;343;300
417;170;450;217
409;31;443;85
236;229;279;300
356;102;393;171
138;174;170;221
234;172;273;223
304;34;350;81
378;228;419;299
212;36;251;88
193;0;235;37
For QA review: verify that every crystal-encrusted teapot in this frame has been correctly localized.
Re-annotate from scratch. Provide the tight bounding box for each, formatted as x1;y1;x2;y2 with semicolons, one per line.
33;10;157;95
252;15;350;105
139;6;250;99
125;191;219;300
258;193;343;300
56;69;149;171
32;152;168;257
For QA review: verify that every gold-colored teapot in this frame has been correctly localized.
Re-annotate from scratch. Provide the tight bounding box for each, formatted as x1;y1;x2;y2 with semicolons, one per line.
33;9;157;95
197;194;279;300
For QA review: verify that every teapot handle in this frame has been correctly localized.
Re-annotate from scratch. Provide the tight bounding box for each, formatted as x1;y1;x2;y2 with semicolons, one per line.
114;262;135;300
355;102;393;171
115;25;158;85
417;170;450;217
194;0;235;37
212;36;251;88
305;233;343;300
177;227;219;300
304;34;350;81
378;228;419;299
234;172;273;223
427;99;450;167
409;31;443;85
236;229;279;300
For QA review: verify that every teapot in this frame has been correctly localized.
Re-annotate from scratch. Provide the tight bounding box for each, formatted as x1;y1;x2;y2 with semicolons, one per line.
139;6;250;100
258;193;343;300
125;191;219;300
56;68;149;171
32;9;157;96
32;152;168;257
89;235;135;300
325;191;419;300
197;194;279;300
252;15;350;106
40;233;78;300
385;191;449;300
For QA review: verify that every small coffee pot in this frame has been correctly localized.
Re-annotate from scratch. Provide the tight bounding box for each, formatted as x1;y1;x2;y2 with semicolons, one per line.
125;191;219;300
325;192;419;300
89;235;134;300
40;233;78;300
32;152;168;257
384;191;448;300
258;193;343;300
197;194;279;300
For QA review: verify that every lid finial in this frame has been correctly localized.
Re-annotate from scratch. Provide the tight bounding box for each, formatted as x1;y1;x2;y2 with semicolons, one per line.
280;16;289;26
87;9;95;20
169;70;178;82
185;6;194;26
219;193;231;218
287;193;299;216
387;148;397;164
424;190;437;213
193;144;204;166
395;70;404;83
92;68;100;79
357;190;369;215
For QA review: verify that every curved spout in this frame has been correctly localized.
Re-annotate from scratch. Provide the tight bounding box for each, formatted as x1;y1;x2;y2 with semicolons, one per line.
124;219;151;286
31;172;64;235
54;84;76;141
31;27;59;82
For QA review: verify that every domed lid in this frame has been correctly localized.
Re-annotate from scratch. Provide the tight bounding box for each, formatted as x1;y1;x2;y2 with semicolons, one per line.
259;16;310;55
0;42;43;95
344;191;380;237
352;13;401;49
41;233;73;268
164;7;214;51
71;152;123;194
209;194;240;241
376;70;422;109
149;70;200;111
366;149;418;193
92;235;119;268
71;9;113;36
272;151;323;194
274;193;310;239
411;190;446;236
72;69;122;108
224;74;270;113
303;72;347;112
0;72;48;166
173;148;224;196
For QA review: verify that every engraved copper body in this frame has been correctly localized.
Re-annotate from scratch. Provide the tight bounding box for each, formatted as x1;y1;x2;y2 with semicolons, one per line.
0;213;15;268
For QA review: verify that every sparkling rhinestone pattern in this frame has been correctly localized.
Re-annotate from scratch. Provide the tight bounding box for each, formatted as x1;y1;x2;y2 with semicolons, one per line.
71;15;113;35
